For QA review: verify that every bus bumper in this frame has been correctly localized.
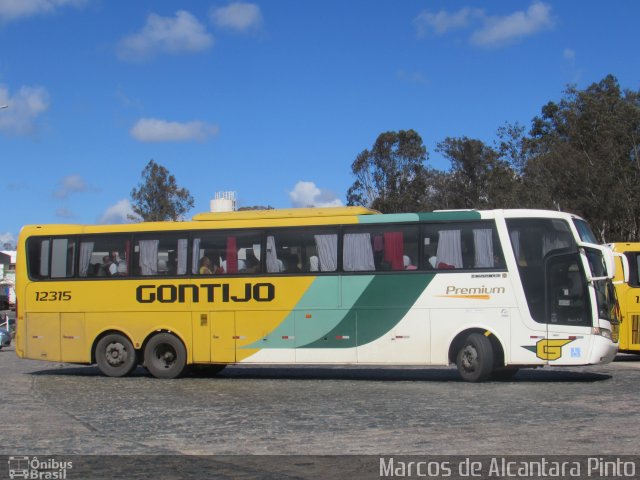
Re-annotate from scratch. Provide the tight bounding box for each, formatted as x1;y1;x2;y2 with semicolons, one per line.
589;336;618;364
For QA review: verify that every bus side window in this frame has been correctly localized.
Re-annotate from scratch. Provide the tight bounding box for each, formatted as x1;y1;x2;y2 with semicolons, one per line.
134;235;188;276
78;235;131;278
265;229;338;274
343;226;418;272
626;252;640;287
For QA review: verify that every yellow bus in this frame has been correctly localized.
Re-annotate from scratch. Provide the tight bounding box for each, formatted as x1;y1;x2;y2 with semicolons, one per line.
15;207;620;382
609;243;640;353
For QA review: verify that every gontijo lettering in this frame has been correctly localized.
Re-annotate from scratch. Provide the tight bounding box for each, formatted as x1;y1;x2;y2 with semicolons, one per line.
136;283;275;304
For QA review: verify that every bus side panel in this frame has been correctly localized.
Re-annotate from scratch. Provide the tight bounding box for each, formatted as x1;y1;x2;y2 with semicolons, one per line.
212;311;236;363
25;312;61;362
60;313;87;363
191;310;237;364
191;312;211;363
356;308;429;364
85;311;191;358
237;310;295;362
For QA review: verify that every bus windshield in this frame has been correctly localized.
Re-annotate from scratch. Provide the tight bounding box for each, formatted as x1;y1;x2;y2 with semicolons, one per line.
573;218;599;244
584;247;620;324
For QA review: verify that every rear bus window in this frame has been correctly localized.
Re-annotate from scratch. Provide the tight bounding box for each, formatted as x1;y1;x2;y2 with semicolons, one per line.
27;237;76;280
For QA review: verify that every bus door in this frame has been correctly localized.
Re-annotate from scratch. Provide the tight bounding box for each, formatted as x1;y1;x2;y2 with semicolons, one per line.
544;251;592;364
621;252;640;351
191;311;236;364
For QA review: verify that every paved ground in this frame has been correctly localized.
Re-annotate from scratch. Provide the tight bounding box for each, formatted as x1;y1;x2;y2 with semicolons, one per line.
1;344;640;478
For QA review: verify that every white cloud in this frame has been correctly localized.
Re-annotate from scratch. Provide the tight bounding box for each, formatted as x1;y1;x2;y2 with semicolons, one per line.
53;174;89;199
55;207;74;219
562;47;581;83
100;199;136;224
289;181;343;208
414;7;481;37
118;10;214;61
0;232;16;248
471;2;554;47
563;48;575;62
414;2;554;48
130;118;219;142
0;0;85;23
0;84;50;135
397;69;429;86
211;2;263;32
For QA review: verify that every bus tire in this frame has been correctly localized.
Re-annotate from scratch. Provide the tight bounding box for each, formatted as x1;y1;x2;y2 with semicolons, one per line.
144;333;187;379
95;333;138;377
456;333;494;382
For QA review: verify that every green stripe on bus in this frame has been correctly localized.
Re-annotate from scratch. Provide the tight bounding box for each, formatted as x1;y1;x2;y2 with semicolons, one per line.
242;275;375;349
416;211;481;221
300;273;434;349
357;213;420;224
357;211;481;224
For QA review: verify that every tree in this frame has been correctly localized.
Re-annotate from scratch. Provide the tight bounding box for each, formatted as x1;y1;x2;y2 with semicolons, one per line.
522;75;640;241
130;160;195;222
346;130;431;213
436;136;519;209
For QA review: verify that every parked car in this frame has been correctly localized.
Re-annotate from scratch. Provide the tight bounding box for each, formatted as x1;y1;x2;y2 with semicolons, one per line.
0;328;10;349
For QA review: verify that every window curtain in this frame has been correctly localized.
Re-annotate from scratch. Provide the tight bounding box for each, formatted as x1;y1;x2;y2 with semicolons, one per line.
120;239;131;275
139;240;159;276
314;234;337;272
343;233;375;271
226;236;238;274
177;239;188;275
383;231;404;271
510;231;521;263
436;230;463;268
473;229;494;268
266;236;280;273
79;241;94;277
191;238;201;275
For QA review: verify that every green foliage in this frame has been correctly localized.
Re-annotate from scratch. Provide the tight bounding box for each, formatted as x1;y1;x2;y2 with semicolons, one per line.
523;75;640;241
347;75;640;241
130;160;195;222
436;137;518;209
347;130;430;213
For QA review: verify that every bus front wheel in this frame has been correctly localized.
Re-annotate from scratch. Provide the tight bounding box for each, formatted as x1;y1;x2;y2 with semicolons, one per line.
456;333;494;382
95;333;138;377
144;333;187;379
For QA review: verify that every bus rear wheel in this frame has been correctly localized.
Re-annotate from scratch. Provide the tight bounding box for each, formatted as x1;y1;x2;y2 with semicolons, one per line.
144;333;187;379
95;333;138;377
456;333;494;382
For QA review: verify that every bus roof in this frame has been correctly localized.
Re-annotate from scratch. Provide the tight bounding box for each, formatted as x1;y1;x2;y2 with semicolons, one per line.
192;206;378;221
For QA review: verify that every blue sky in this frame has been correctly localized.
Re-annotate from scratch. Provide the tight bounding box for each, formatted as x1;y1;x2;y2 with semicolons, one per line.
1;0;638;247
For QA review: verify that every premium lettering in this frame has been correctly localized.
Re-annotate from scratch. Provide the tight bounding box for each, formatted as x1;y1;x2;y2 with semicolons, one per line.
445;285;505;295
136;283;275;304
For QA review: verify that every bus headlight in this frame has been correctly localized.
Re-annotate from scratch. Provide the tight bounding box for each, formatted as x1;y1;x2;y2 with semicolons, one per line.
592;327;612;340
